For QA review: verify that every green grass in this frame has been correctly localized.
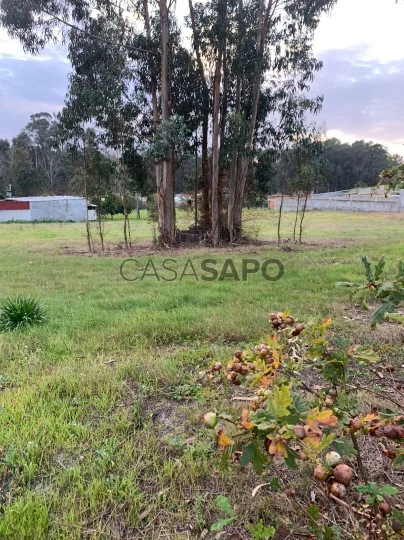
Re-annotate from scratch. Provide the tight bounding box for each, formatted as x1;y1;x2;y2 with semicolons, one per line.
0;210;403;538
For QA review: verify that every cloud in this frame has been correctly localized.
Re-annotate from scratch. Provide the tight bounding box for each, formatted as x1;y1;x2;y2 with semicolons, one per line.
314;0;404;64
0;57;70;140
310;46;404;156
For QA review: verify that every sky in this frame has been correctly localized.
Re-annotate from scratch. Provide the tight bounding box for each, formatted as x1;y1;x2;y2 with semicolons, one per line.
0;0;403;157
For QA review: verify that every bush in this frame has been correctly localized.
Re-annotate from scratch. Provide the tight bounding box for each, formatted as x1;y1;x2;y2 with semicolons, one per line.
200;311;404;537
0;297;48;331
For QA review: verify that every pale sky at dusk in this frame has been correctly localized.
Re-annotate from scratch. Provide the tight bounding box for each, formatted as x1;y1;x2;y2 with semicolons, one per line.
0;0;403;156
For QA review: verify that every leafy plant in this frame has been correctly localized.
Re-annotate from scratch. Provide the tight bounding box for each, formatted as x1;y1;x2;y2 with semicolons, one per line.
0;297;48;331
210;495;235;532
201;311;403;536
248;518;276;539
357;482;398;505
336;257;404;324
379;163;404;192
307;504;339;539
168;383;200;401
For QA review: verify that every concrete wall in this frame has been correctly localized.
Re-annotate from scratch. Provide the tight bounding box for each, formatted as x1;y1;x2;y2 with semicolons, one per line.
30;199;88;221
0;209;32;222
271;189;404;213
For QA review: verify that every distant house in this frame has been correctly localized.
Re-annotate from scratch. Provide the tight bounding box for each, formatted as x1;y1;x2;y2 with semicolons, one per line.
0;196;97;223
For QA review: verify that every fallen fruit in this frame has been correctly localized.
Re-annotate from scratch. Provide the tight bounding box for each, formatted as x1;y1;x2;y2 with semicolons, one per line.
330;481;347;499
213;361;222;371
285;316;294;325
392;521;403;533
269;313;277;320
350;417;361;432
313;464;330;482
299;451;309;461
379;502;391;515
326;451;342;468
333;464;354;486
295;323;305;332
294;425;306;440
203;412;218;429
383;426;398;440
234;350;243;359
284;488;296;497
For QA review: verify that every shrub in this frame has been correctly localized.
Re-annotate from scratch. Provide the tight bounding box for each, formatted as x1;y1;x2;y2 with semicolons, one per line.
0;297;48;331
200;311;404;536
336;257;404;325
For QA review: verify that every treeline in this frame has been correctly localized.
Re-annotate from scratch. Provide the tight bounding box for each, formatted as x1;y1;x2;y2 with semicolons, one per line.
1;0;343;246
250;138;402;200
1;112;400;210
0;113;154;215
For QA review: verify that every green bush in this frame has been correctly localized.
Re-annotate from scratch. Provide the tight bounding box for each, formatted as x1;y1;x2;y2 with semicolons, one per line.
0;297;48;331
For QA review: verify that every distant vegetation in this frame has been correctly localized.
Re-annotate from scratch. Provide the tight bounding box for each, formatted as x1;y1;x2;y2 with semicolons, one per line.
0;113;400;203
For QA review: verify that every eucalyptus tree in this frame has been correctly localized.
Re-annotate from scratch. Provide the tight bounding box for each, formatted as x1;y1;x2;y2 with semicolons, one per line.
0;139;11;195
0;0;180;245
1;0;338;245
187;0;337;243
24;112;61;194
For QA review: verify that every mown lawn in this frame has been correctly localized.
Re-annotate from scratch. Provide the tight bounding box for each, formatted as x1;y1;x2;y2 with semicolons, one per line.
0;210;403;538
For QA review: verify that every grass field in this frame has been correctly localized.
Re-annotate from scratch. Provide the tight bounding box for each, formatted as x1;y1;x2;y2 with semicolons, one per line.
0;210;403;538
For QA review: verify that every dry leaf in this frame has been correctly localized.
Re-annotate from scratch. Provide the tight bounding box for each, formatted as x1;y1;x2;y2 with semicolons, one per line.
239;409;254;430
252;483;271;497
216;429;234;449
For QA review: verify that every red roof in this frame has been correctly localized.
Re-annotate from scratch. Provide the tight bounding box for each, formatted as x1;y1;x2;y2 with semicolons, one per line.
0;200;30;210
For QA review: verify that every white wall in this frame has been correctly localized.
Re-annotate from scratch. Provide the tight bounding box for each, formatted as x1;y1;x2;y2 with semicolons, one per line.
0;209;31;222
88;209;97;221
272;190;404;213
30;199;87;222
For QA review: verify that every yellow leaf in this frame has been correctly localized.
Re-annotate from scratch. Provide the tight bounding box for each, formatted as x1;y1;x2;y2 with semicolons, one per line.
216;429;234;449
303;434;323;449
305;408;338;430
259;375;275;388
240;409;254;430
267;436;288;458
362;413;378;423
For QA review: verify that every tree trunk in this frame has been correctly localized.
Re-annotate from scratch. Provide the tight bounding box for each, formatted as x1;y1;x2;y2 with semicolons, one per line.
143;0;165;237
293;192;300;241
299;189;309;244
230;0;273;238
83;140;93;253
218;35;228;236
157;0;174;245
277;191;283;247
228;0;243;243
211;48;222;247
201;115;210;227
189;0;210;228
211;0;226;246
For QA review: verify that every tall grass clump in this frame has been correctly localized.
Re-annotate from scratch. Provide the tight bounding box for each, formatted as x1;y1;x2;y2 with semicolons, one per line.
0;297;48;331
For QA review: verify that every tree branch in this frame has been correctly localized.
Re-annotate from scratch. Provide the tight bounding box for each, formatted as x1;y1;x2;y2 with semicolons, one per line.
41;7;157;55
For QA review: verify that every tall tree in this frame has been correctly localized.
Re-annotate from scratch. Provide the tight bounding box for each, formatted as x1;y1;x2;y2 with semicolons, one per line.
0;139;11;195
25;112;60;194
